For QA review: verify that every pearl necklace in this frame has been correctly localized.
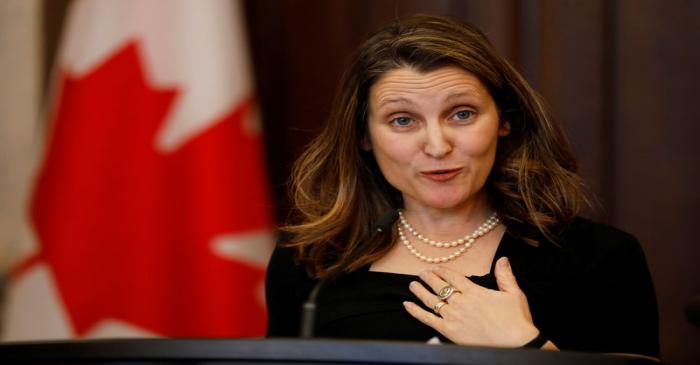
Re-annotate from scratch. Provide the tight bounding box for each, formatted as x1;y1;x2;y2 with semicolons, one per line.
397;211;500;263
398;211;500;247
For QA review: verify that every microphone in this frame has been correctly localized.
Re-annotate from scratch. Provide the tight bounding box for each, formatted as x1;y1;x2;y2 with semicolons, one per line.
686;295;700;327
372;210;400;234
299;210;398;338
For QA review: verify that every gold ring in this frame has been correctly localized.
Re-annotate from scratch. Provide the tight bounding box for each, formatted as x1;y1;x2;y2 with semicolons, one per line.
438;285;460;301
433;300;447;315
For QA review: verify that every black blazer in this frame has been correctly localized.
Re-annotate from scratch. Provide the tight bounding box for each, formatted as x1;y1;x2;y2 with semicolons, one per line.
265;218;660;358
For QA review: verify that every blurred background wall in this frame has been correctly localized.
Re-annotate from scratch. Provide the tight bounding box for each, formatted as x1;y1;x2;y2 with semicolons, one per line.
1;0;698;364
0;1;41;274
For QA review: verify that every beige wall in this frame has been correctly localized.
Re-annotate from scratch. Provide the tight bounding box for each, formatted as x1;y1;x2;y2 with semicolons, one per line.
0;0;42;272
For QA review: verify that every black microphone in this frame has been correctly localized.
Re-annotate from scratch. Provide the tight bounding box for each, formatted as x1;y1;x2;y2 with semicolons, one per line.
686;295;700;327
299;210;398;338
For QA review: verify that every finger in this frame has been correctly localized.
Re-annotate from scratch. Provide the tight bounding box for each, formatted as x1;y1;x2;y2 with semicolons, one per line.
494;257;522;294
417;269;449;294
430;265;481;293
408;281;445;310
403;301;444;331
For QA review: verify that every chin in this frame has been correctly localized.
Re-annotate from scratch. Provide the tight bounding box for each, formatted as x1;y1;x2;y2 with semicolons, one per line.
419;196;468;210
413;186;482;210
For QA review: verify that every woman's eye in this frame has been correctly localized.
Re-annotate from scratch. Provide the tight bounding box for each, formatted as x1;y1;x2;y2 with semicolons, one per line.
390;117;413;126
453;110;473;120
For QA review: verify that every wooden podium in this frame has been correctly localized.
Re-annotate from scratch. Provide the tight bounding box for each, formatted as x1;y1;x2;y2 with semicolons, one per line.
0;338;659;364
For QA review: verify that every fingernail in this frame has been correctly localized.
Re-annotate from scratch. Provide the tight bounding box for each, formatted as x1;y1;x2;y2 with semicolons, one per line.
499;257;510;269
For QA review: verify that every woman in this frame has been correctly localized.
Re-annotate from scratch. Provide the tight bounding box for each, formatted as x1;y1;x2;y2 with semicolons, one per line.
266;14;659;358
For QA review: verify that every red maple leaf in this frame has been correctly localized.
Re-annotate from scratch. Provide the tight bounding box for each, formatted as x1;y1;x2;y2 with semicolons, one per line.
20;41;272;336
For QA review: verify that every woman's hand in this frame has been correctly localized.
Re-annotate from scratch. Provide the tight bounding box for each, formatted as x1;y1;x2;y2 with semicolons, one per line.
404;257;540;348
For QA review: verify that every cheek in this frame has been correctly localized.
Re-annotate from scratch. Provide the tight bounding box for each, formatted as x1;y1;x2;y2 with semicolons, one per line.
369;131;415;178
457;131;501;182
373;138;413;170
469;118;502;154
461;132;499;158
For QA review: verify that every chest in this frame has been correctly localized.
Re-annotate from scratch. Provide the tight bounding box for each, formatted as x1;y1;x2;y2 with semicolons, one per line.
369;226;505;276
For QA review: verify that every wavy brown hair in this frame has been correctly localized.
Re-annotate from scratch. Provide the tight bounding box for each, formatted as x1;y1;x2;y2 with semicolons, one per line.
282;14;589;278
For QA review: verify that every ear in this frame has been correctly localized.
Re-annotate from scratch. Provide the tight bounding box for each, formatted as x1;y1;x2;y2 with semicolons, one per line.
361;135;372;151
498;120;511;137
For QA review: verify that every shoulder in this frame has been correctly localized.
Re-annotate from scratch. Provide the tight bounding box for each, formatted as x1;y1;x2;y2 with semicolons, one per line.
550;217;652;285
560;217;637;246
558;219;659;356
519;218;660;357
508;217;650;282
557;217;644;260
267;242;309;283
266;234;318;294
268;241;297;266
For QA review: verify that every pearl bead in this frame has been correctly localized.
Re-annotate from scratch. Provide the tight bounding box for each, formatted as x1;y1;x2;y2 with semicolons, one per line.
396;211;500;264
397;210;499;250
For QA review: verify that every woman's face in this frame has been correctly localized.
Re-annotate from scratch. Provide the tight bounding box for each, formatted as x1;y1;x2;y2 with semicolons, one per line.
366;66;509;212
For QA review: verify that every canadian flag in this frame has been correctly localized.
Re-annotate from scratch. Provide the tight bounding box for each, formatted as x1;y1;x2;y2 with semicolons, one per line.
2;0;274;339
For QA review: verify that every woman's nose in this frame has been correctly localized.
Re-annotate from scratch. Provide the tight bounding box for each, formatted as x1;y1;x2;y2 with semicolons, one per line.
423;122;452;158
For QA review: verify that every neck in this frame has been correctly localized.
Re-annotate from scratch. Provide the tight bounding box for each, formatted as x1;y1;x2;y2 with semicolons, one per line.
401;195;493;241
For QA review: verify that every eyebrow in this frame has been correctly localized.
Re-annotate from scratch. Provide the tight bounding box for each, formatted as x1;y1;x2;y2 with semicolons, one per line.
377;90;481;109
377;97;414;108
443;90;481;101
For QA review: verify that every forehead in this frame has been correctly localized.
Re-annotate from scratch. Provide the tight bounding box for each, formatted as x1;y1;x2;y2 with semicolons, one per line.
369;66;489;108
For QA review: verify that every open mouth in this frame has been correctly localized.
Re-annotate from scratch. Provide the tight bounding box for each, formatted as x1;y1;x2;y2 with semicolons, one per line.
420;168;462;181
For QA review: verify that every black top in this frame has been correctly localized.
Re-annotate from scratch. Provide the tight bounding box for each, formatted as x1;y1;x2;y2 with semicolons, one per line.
265;218;660;358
